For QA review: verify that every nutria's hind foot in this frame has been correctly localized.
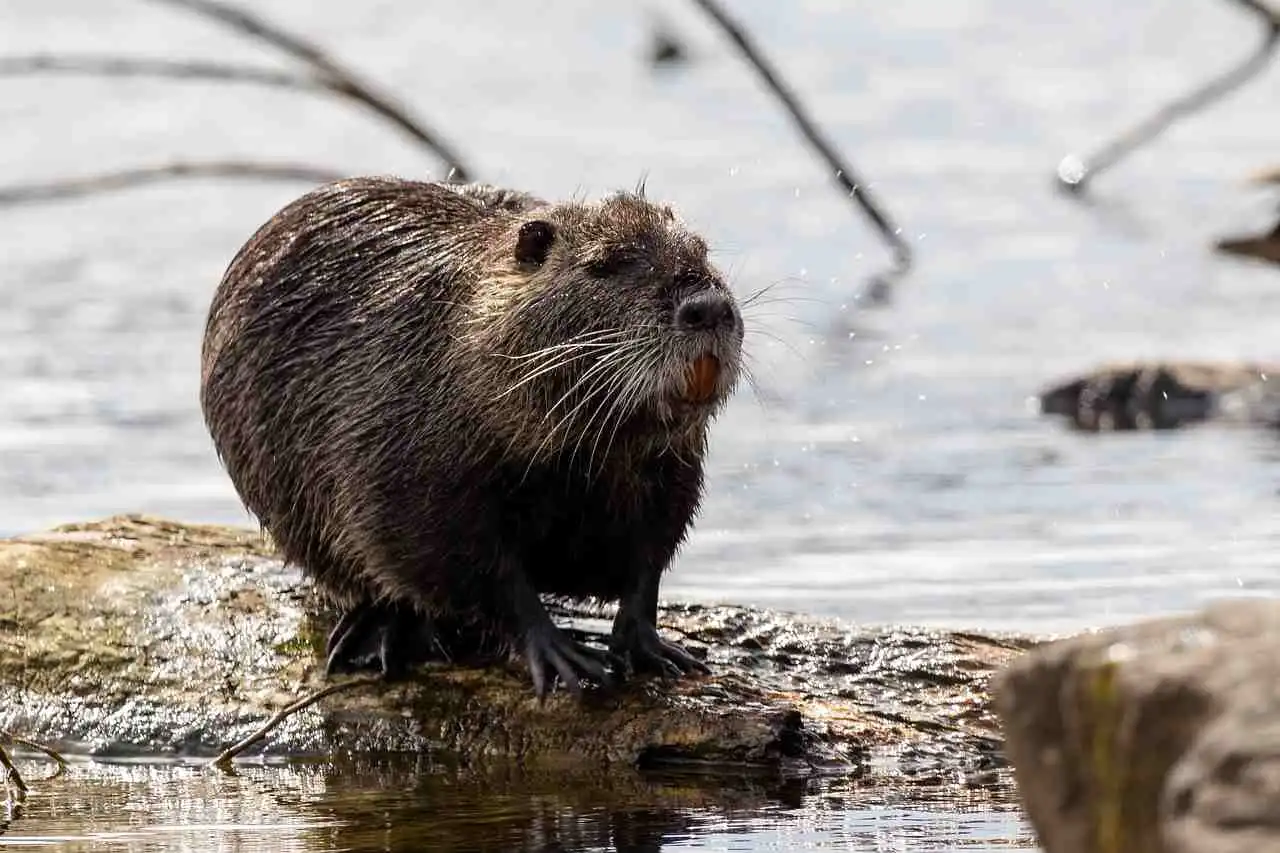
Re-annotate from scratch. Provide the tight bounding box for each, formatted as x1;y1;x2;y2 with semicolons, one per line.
325;600;442;681
509;573;618;700
522;620;620;701
610;605;711;679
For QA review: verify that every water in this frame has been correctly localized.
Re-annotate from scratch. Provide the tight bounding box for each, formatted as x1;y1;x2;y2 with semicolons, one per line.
3;757;1032;852
2;0;1278;848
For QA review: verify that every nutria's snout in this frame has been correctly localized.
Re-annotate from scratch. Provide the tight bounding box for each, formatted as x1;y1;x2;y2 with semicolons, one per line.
663;288;743;412
675;290;737;334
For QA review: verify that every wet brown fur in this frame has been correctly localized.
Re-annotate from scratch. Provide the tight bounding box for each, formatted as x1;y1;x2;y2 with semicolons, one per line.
200;177;742;659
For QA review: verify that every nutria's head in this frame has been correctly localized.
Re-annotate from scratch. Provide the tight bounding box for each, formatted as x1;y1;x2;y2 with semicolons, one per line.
465;190;743;461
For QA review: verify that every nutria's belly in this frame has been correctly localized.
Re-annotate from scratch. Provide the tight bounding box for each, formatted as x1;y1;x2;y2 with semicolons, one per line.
522;524;638;602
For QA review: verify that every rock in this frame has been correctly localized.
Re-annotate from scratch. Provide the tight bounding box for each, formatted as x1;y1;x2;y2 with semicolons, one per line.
994;599;1280;853
1039;361;1279;432
0;516;1027;789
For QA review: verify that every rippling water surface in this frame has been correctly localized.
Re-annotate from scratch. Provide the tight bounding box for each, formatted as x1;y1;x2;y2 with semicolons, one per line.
3;0;1278;848
2;757;1033;852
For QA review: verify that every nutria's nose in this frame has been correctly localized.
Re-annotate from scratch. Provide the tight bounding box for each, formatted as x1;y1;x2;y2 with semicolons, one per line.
675;291;736;332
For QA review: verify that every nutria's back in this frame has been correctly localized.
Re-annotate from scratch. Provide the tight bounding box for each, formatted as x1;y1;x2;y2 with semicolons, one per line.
200;176;743;693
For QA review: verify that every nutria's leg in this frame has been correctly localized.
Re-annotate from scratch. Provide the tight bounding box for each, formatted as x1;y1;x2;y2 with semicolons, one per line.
610;570;710;678
506;565;616;699
325;599;442;680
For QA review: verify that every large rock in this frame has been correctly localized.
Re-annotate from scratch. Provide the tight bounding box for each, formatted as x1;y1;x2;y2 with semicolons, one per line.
0;516;1027;790
994;599;1280;853
1039;362;1279;432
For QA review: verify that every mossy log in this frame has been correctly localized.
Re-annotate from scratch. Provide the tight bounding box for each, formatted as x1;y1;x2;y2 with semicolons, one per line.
0;516;1028;787
1039;361;1278;432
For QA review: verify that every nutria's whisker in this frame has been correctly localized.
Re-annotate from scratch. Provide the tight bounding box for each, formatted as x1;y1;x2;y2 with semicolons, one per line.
519;343;643;480
575;345;657;473
494;327;632;362
541;340;649;422
521;339;648;469
496;341;630;401
589;349;666;475
544;340;650;438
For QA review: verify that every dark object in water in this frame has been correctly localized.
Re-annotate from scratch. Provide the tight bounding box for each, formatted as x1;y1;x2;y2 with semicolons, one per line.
1216;212;1280;266
1038;362;1278;432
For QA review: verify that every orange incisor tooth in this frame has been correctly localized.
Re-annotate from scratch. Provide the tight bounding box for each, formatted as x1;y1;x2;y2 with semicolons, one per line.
683;354;721;403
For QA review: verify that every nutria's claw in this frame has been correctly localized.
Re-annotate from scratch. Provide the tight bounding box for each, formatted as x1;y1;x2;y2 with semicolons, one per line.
611;615;710;679
325;600;440;681
523;623;615;700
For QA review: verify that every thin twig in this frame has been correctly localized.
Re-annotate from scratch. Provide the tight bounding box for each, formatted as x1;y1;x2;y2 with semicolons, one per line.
1057;0;1280;194
687;0;913;282
0;743;27;798
0;54;324;91
145;0;472;181
210;675;381;770
0;161;346;206
0;731;69;781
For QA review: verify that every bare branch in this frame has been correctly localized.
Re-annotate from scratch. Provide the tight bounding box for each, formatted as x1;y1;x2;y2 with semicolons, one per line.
0;54;324;91
145;0;473;182
210;675;380;770
0;732;68;779
687;0;913;289
0;161;346;206
0;742;26;798
1058;0;1280;194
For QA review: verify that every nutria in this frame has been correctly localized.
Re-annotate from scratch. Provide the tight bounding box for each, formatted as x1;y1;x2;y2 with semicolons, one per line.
200;177;743;698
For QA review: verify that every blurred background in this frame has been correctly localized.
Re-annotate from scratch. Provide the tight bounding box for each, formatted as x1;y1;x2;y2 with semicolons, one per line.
3;0;1279;638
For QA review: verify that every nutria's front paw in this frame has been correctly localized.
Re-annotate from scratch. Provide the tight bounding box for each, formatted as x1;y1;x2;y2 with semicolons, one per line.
522;622;617;700
610;611;710;679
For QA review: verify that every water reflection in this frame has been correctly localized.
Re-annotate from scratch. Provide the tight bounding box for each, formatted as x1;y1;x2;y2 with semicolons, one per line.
0;755;1032;851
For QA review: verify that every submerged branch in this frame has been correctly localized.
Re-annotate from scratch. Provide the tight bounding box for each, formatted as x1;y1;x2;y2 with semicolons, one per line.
0;731;69;789
210;675;381;770
0;54;323;91
1057;0;1280;194
0;161;346;206
144;0;472;181
0;742;27;798
687;0;913;292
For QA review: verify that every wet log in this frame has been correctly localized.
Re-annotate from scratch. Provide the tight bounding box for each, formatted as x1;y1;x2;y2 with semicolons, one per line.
994;600;1280;853
1039;361;1279;432
0;516;1027;788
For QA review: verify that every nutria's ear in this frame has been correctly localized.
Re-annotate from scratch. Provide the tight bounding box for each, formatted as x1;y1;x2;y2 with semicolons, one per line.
515;220;556;266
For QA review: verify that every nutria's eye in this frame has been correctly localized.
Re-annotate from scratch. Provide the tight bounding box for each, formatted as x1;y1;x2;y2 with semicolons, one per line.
675;268;706;289
515;220;555;266
586;255;626;278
